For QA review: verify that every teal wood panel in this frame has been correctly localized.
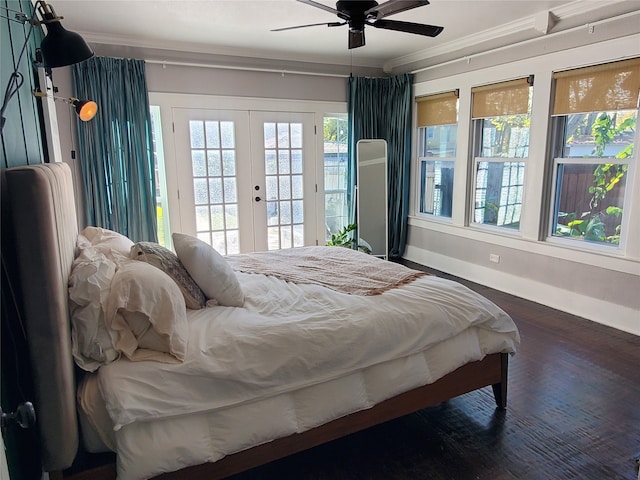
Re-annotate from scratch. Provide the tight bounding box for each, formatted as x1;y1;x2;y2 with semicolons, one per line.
0;0;45;169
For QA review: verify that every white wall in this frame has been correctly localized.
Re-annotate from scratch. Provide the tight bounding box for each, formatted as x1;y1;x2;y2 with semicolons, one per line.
407;33;640;335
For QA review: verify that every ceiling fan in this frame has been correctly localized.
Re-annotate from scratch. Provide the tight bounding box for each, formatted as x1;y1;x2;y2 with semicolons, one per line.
272;0;444;49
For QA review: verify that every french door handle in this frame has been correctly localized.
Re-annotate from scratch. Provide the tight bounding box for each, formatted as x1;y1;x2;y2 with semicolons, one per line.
255;196;262;202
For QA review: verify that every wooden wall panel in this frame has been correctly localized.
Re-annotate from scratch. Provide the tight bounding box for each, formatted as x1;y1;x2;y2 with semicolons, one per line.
0;0;46;169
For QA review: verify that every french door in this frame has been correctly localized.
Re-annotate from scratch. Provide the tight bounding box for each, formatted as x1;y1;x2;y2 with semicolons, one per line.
172;108;317;254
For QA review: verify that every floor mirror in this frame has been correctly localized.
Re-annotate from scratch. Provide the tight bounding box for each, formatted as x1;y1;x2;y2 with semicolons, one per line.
356;139;388;259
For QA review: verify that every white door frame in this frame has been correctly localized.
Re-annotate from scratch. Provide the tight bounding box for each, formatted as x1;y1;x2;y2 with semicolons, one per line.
150;93;346;251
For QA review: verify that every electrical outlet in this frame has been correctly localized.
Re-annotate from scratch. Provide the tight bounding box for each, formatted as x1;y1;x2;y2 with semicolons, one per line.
489;254;500;264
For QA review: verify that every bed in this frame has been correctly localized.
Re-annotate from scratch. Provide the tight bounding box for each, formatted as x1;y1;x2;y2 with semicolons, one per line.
3;162;519;480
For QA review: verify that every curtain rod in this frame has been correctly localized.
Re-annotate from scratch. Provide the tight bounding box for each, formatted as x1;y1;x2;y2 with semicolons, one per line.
144;59;351;78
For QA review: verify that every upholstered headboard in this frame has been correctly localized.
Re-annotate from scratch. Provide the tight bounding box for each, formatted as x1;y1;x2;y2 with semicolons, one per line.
4;163;79;471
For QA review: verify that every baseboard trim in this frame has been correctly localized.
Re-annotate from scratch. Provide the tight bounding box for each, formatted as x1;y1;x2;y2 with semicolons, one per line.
404;245;639;336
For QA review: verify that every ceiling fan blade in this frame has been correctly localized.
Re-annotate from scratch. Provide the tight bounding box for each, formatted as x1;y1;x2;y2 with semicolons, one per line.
297;0;340;16
272;21;344;32
348;30;365;49
372;19;443;37
365;0;430;20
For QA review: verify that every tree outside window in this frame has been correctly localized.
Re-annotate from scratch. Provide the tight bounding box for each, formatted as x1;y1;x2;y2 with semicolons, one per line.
549;58;639;248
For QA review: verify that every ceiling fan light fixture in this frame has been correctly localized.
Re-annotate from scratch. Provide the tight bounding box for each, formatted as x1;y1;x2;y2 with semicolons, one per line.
276;0;443;49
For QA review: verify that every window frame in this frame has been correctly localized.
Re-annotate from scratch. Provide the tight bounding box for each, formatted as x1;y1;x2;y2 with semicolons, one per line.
415;124;457;220
546;113;637;253
545;58;639;253
469;79;533;233
414;91;459;222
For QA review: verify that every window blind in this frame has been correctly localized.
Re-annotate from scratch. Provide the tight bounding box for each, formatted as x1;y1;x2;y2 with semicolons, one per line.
416;90;458;127
472;78;531;119
552;57;640;115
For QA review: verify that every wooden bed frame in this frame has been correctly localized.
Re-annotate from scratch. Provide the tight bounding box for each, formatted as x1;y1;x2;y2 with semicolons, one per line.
57;353;507;480
4;162;508;480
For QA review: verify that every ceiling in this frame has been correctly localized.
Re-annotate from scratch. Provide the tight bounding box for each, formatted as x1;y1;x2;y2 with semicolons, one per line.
54;0;640;72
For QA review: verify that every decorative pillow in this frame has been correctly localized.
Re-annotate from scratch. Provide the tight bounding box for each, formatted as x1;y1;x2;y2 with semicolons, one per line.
130;242;206;310
105;261;188;364
172;233;245;307
79;226;133;262
68;247;120;372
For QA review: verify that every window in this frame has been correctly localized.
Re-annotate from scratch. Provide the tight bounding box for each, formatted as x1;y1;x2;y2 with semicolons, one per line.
150;105;171;246
416;91;458;218
323;114;349;240
549;58;639;248
471;78;532;230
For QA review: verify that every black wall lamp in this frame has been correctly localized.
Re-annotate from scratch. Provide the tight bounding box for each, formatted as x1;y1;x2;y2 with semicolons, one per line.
33;90;98;122
0;1;96;133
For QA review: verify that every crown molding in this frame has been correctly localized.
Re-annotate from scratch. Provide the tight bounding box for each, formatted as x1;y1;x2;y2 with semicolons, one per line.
383;0;635;72
77;30;383;70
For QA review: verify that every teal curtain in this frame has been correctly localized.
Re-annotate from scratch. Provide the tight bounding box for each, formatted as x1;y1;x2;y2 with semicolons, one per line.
347;73;414;258
72;57;157;242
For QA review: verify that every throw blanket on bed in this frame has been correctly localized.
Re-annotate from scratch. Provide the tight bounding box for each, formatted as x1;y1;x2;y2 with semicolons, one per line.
225;246;427;295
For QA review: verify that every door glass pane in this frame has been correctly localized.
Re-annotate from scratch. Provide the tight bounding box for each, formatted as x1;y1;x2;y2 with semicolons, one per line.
263;121;304;250
193;178;208;204
220;121;234;149
190;121;204;148
278;151;290;174
189;120;239;255
265;150;277;175
291;175;303;199
207;151;221;176
205;121;220;148
209;178;222;203
192;151;206;176
290;123;302;148
264;123;276;148
277;123;290;148
279;176;291;200
222;151;236;175
291;150;303;174
195;206;209;231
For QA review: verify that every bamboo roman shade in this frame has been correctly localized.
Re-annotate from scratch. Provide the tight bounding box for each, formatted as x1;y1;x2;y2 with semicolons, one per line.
552;58;640;115
416;90;458;127
472;78;531;119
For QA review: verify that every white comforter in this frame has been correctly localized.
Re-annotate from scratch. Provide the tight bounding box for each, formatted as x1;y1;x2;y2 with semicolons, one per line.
98;269;519;431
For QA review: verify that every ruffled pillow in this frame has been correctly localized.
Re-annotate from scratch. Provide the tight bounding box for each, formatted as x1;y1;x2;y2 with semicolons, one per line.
68;246;120;372
172;233;244;307
105;261;188;364
130;242;206;310
78;226;133;263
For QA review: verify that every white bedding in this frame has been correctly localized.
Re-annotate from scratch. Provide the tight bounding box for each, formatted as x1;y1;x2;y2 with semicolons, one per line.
88;266;519;479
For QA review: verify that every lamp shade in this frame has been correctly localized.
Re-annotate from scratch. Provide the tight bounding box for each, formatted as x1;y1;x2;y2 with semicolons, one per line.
73;99;98;121
39;14;94;68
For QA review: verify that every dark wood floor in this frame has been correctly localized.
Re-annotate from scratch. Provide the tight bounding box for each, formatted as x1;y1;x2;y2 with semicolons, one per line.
228;261;640;480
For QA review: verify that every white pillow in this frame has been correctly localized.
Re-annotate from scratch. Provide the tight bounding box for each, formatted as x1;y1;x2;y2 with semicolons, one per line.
68;247;120;372
105;261;188;363
130;242;206;310
78;226;133;263
172;233;245;307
